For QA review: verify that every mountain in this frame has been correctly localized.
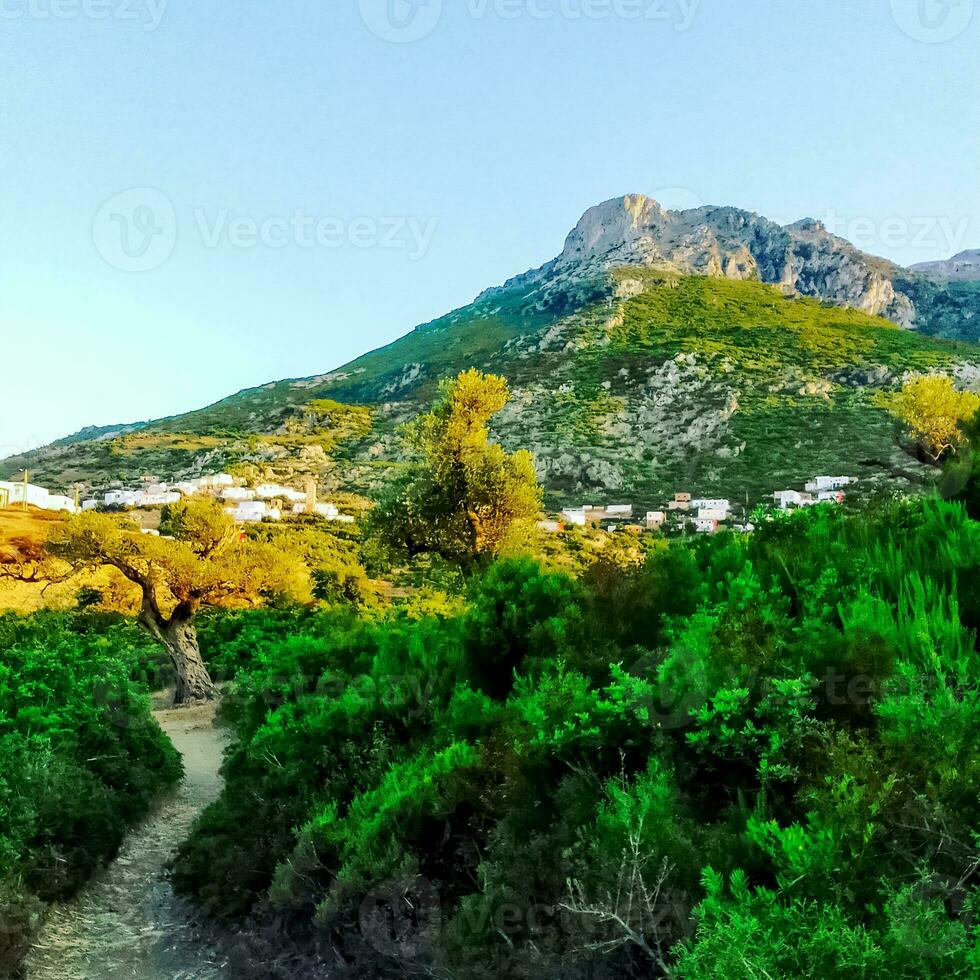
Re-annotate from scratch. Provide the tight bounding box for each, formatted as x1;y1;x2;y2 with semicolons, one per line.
910;249;980;281
5;195;980;509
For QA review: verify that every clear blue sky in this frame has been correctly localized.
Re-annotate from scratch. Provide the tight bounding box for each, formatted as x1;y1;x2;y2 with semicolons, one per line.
2;0;978;458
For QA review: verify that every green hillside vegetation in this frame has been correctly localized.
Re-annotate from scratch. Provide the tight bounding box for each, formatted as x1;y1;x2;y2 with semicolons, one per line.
4;365;980;975
162;497;980;979
895;275;980;343
0;614;181;973
4;272;979;510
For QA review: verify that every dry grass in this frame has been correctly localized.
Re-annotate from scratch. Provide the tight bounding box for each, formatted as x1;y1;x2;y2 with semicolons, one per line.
0;507;102;612
0;505;64;548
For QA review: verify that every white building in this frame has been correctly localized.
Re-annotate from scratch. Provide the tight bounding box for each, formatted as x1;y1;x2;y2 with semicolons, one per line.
692;499;731;519
1;481;50;509
692;498;730;512
695;519;719;534
104;489;180;508
0;481;77;513
561;507;587;527
199;473;235;488
817;491;845;504
805;476;855;493
225;501;281;523
104;490;138;507
316;502;355;524
255;483;306;503
140;491;182;507
773;490;803;510
220;487;257;502
646;511;667;528
605;504;634;518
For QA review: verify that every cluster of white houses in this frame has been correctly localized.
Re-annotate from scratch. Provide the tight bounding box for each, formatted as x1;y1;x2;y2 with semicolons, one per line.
554;475;857;536
772;476;856;510
84;473;354;524
7;468;855;536
559;498;741;535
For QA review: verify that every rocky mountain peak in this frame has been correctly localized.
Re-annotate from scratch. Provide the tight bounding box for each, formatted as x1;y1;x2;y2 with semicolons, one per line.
910;249;980;281
481;195;918;327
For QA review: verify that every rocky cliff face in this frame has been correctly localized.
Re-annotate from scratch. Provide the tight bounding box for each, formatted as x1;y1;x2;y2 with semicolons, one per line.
480;195;970;331
910;250;980;281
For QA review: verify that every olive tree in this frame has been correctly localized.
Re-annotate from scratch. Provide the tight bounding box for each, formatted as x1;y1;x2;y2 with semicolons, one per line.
26;500;307;704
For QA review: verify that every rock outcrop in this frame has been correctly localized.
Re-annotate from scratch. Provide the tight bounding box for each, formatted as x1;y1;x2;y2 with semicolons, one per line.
910;250;980;281
480;194;978;333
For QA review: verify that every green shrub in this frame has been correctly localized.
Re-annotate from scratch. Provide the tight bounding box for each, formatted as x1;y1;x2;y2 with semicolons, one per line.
0;612;181;974
171;499;980;978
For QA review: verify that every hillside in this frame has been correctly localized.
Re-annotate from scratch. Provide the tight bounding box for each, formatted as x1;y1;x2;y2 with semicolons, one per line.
910;248;980;281
6;196;980;508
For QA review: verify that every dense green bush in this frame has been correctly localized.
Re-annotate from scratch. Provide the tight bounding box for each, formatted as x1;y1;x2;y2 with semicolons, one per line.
0;613;182;974
172;499;980;978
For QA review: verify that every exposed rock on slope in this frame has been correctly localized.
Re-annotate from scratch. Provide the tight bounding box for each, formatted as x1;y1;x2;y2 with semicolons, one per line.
5;195;980;504
910;249;980;281
481;195;922;327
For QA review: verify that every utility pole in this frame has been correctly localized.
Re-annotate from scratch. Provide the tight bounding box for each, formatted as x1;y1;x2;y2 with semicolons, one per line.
22;471;28;511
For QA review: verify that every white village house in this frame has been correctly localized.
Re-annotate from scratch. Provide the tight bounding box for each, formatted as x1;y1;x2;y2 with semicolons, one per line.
104;488;181;508
692;498;731;522
220;487;257;502
0;480;77;513
805;476;855;493
255;483;307;503
225;500;282;523
775;476;855;510
560;504;634;526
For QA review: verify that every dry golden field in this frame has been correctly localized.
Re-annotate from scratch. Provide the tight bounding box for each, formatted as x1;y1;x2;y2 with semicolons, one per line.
0;507;121;613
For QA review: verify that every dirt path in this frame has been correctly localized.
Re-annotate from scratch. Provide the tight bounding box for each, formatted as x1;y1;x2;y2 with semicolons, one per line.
24;702;229;980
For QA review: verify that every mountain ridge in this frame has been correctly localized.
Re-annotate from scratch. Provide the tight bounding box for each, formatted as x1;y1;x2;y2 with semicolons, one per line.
5;195;980;506
910;249;980;281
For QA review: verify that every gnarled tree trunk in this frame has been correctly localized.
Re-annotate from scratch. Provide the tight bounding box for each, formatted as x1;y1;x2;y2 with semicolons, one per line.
162;612;218;705
139;595;218;706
